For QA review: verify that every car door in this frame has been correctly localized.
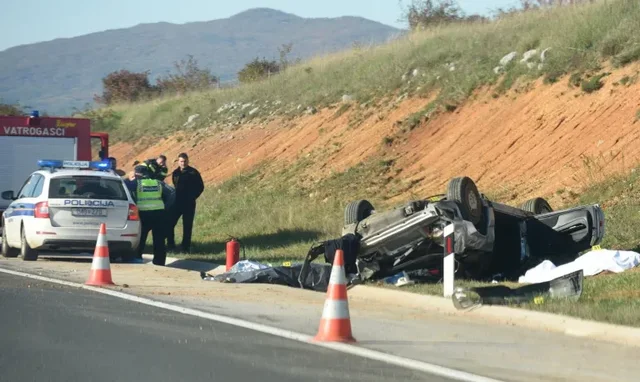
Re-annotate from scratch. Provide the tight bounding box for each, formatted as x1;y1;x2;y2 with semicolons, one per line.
525;205;600;258
5;174;40;246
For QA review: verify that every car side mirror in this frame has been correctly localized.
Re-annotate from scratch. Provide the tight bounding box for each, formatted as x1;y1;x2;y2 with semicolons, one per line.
1;190;15;200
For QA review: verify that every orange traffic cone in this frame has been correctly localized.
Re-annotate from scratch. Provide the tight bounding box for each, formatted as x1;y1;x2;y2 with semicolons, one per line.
313;249;356;343
86;223;115;286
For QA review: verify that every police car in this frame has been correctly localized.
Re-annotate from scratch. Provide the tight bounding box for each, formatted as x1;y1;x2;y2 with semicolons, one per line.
1;159;141;261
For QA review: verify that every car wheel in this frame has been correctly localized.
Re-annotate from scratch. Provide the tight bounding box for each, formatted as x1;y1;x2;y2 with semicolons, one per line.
446;176;484;227
20;226;38;261
344;200;375;225
120;249;136;263
520;197;553;214
2;224;19;258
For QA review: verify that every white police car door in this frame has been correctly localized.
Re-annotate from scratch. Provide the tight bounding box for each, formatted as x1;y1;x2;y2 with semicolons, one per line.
46;175;130;229
4;173;45;246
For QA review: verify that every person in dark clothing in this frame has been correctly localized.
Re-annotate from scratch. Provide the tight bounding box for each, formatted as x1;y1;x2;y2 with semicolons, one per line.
107;156;127;177
142;155;168;182
166;152;204;253
124;165;173;265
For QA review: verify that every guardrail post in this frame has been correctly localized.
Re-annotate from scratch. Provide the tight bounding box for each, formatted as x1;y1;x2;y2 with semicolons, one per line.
443;223;455;298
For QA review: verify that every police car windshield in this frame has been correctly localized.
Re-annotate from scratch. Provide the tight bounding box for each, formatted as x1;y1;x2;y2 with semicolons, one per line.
48;176;128;201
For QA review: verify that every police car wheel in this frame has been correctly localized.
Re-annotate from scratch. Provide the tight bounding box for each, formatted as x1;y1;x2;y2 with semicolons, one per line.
20;226;38;261
120;249;136;263
2;225;19;258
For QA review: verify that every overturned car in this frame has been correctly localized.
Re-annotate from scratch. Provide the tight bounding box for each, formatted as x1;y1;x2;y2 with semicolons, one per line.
301;176;605;283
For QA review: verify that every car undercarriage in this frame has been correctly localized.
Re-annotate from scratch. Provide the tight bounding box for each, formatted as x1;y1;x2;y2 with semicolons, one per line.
300;176;605;285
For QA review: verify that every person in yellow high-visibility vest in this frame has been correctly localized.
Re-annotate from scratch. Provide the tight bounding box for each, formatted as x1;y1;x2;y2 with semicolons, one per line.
124;165;173;266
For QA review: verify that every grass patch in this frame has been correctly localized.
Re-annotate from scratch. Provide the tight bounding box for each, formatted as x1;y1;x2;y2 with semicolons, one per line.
83;0;640;144
569;72;583;87
403;111;424;131
332;103;351;119
382;136;395;146
613;43;640;67
519;269;640;327
581;72;609;93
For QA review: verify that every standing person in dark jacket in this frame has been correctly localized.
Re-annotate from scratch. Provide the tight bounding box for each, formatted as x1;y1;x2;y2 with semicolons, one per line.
166;152;204;253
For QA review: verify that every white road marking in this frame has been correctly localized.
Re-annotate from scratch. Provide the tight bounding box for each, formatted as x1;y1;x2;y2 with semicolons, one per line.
0;266;504;382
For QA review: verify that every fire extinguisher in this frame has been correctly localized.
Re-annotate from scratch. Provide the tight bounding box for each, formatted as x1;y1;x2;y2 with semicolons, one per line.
225;236;244;271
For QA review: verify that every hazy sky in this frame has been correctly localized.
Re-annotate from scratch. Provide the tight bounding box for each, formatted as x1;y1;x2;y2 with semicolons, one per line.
1;0;520;51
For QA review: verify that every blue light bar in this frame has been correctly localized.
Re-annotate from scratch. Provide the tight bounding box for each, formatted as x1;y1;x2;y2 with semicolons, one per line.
37;159;65;168
37;159;113;171
90;160;113;170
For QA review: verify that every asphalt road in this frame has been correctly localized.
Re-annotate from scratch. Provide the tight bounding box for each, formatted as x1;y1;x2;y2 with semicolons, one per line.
0;272;457;382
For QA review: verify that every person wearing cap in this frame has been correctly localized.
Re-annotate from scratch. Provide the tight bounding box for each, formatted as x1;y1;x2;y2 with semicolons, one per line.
166;152;204;253
124;164;173;265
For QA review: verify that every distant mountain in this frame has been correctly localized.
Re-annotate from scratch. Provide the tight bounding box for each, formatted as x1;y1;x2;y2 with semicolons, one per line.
0;8;402;115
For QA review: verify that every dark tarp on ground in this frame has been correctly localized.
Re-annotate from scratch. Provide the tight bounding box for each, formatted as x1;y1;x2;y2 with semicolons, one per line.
200;263;333;292
452;269;584;310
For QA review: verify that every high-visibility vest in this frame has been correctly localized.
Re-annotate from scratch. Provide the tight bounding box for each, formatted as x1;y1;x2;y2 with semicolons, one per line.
136;178;164;211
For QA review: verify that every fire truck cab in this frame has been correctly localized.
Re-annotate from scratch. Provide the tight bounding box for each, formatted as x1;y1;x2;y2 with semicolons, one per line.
0;111;110;234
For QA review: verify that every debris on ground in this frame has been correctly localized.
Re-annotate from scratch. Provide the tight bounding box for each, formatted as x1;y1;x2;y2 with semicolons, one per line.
452;269;584;310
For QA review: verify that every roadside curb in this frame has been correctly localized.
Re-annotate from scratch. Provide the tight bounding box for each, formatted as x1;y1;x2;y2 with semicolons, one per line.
145;255;640;348
144;254;225;273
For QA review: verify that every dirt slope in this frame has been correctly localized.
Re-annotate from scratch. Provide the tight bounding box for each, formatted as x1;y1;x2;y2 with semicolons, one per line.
111;63;640;207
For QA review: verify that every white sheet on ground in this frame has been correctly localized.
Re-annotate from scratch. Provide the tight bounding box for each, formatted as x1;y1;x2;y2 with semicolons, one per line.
518;249;640;284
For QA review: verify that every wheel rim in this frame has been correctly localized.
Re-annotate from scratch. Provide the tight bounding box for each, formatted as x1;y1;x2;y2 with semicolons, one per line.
21;230;26;254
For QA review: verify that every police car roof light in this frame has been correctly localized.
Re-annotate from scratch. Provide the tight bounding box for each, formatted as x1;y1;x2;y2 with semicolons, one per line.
89;160;113;171
37;159;113;171
37;159;65;168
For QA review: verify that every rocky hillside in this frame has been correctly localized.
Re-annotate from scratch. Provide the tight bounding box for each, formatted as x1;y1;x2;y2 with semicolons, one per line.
110;61;640;208
0;8;401;115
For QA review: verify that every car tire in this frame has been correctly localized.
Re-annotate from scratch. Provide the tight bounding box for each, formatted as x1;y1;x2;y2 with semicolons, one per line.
2;225;19;258
446;176;484;227
520;197;553;214
344;200;375;225
120;249;136;263
20;226;38;261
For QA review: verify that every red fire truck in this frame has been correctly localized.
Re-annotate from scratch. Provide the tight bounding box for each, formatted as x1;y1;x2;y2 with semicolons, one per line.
0;111;110;233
